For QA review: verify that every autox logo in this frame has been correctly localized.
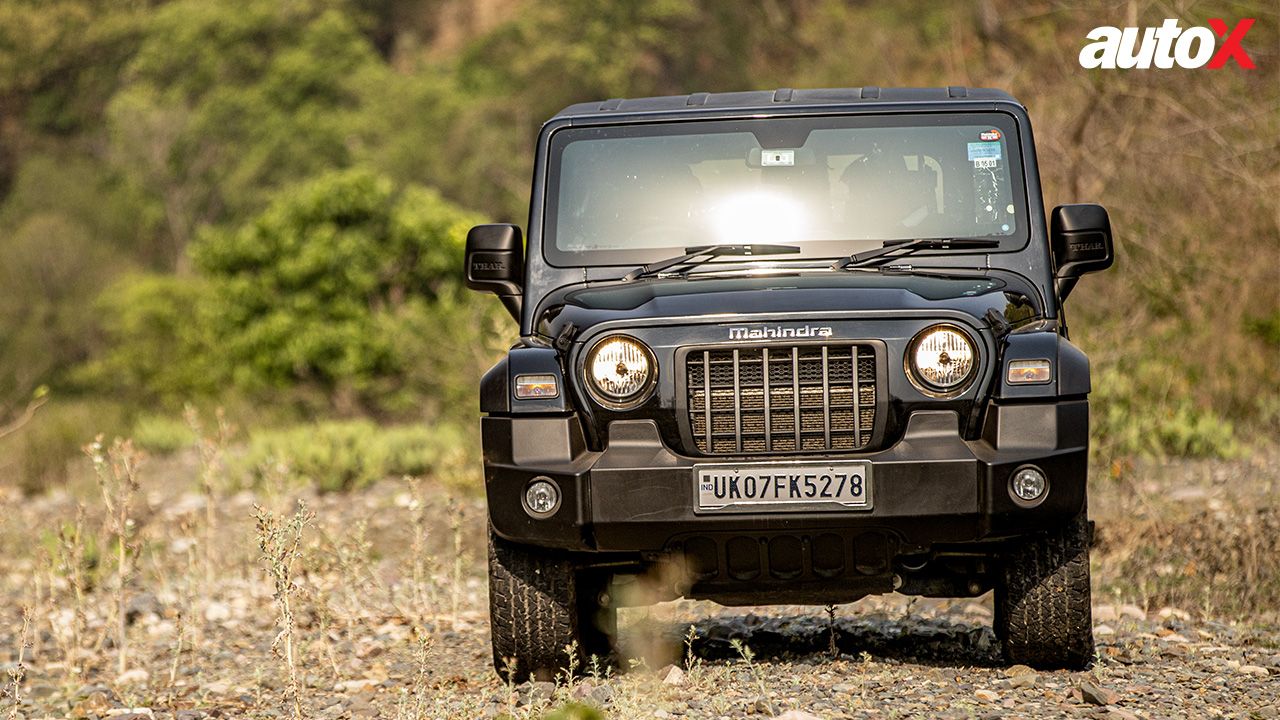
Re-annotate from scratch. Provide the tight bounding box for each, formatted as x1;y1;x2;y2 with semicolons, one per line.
1079;18;1256;69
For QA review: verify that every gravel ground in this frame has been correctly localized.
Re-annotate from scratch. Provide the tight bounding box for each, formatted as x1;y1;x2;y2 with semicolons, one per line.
1;450;1277;719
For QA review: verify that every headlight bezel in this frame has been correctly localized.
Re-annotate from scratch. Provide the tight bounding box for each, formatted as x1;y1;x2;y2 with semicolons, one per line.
581;334;658;410
904;323;980;397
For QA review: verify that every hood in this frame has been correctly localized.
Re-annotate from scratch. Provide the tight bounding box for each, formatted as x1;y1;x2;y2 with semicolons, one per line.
533;269;1043;341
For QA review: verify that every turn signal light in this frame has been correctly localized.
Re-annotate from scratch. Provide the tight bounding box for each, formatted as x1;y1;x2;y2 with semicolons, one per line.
515;373;559;399
1007;359;1052;385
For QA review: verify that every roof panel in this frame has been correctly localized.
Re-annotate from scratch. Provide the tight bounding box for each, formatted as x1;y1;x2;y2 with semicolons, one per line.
553;87;1019;120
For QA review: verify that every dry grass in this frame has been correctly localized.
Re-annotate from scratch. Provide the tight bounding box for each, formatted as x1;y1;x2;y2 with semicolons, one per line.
0;432;1275;718
1091;449;1280;621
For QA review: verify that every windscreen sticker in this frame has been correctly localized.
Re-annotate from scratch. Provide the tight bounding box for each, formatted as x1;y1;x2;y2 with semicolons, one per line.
761;149;795;166
980;129;1002;142
967;142;1002;161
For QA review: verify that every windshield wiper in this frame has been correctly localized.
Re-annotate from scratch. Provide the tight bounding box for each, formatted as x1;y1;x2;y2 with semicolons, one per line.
623;244;801;281
831;237;1001;270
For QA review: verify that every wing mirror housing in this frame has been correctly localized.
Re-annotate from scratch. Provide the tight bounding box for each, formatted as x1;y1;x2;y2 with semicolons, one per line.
1050;204;1114;302
465;223;524;320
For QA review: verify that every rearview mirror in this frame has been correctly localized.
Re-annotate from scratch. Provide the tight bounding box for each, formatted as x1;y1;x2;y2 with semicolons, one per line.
1050;204;1114;302
465;223;524;320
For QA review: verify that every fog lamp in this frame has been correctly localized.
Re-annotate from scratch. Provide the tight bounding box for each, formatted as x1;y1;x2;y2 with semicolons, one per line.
524;477;561;518
1009;466;1048;506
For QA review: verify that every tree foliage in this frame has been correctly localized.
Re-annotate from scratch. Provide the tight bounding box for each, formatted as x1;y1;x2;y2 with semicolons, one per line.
0;0;1275;465
190;168;485;415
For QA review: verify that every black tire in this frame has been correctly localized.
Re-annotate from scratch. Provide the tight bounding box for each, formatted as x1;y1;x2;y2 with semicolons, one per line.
487;529;615;680
995;514;1094;669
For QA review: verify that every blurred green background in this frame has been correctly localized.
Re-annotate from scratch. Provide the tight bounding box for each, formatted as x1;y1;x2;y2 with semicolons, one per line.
0;0;1275;493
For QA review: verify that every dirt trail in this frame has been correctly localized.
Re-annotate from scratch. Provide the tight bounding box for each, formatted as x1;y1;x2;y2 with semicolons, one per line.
1;452;1277;719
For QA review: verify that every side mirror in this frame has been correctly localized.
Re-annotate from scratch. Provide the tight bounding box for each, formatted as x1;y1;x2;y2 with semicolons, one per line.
465;223;523;320
1050;203;1114;302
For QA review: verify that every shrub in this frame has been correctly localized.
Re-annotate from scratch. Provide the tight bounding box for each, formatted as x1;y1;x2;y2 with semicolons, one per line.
190;168;491;416
241;419;477;493
0;399;130;495
1091;365;1240;462
74;273;225;406
131;413;197;456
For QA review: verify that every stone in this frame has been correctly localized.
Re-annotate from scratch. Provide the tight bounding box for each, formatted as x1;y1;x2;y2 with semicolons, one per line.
1078;680;1121;706
1002;664;1036;677
589;683;616;705
1238;665;1270;677
201;681;232;695
1157;606;1191;621
105;710;155;719
974;689;1000;702
1119;604;1146;621
660;664;686;685
117;668;150;685
1107;709;1139;720
517;681;556;705
72;692;112;718
346;695;377;718
1006;673;1038;689
751;697;777;715
1094;624;1116;636
776;712;824;720
1093;605;1119;622
334;678;382;693
203;602;232;624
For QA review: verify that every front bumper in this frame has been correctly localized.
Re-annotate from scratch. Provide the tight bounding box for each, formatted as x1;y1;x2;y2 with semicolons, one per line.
482;401;1089;556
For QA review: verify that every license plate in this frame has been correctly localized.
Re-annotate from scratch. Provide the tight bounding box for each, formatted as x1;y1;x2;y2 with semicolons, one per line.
694;462;872;513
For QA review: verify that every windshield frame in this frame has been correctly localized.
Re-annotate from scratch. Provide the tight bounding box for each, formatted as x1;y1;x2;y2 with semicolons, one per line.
541;110;1030;269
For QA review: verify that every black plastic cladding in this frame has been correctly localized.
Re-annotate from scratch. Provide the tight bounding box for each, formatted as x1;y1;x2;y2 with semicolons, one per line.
519;90;1057;340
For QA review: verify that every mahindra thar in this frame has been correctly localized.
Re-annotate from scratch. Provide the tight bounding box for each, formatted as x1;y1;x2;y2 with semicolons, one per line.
464;87;1113;678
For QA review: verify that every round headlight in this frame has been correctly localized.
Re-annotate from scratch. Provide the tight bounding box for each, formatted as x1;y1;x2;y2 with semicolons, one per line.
584;335;656;407
908;325;976;393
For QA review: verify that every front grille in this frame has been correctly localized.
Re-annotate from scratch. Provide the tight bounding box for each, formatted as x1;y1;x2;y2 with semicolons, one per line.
686;344;877;454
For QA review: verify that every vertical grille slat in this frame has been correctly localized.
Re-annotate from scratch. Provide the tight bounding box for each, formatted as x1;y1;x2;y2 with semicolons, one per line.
688;343;877;455
791;347;801;448
851;345;861;446
732;348;742;453
821;346;831;448
702;351;712;452
762;347;772;452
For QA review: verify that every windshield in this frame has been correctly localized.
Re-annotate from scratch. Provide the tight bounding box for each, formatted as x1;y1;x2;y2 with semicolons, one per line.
544;113;1026;267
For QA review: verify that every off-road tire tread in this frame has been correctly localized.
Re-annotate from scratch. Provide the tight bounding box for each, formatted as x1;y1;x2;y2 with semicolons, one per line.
487;530;612;680
997;514;1094;669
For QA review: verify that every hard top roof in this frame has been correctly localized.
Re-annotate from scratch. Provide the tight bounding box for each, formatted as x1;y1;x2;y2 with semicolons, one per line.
552;87;1021;121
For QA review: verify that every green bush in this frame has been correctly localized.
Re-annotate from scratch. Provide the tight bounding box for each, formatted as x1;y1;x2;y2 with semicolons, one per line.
131;413;196;456
75;273;225;406
190;168;491;416
1091;365;1240;462
539;704;603;720
0;399;130;495
241;419;477;493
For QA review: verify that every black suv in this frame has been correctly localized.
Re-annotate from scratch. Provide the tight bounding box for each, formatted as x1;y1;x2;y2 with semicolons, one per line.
465;87;1113;679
